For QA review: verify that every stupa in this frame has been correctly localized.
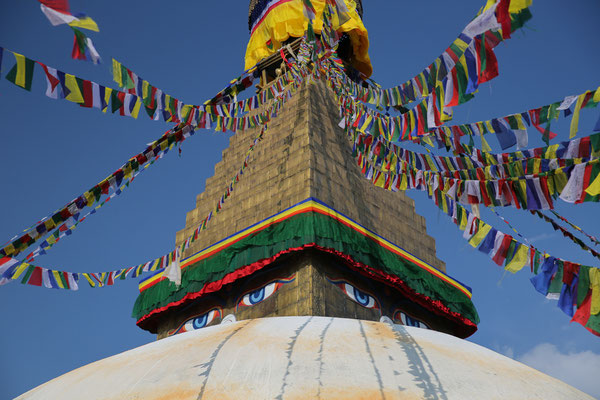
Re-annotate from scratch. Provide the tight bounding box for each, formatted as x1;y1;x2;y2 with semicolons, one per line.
16;1;594;399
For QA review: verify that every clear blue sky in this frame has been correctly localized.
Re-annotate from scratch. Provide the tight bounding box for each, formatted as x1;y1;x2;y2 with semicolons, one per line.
0;1;599;398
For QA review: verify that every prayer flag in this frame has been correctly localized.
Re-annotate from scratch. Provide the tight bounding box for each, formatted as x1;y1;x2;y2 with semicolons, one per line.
505;243;528;273
531;256;558;295
38;63;63;99
39;3;99;31
5;52;35;91
64;73;84;103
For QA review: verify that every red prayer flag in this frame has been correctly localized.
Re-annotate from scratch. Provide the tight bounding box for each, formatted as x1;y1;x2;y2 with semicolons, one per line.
80;79;93;108
38;0;70;14
496;0;512;39
29;266;43;286
492;234;513;265
479;36;499;83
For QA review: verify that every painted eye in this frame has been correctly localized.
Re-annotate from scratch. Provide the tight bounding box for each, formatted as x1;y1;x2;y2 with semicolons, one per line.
328;278;379;310
395;311;430;330
240;282;278;306
169;308;221;336
237;275;296;309
344;283;377;308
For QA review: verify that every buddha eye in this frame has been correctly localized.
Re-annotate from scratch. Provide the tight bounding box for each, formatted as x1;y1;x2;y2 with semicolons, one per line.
237;275;295;309
240;282;278;306
169;308;222;336
328;278;379;310
394;310;430;330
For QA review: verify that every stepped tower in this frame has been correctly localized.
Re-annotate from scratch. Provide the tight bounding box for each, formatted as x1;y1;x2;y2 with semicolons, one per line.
131;0;478;340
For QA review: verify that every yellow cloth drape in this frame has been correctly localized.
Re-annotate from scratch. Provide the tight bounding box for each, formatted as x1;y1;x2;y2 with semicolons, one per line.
245;0;372;77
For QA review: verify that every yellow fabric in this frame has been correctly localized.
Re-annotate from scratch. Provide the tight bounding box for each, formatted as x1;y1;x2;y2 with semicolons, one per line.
11;263;30;280
545;144;559;159
64;74;84;104
131;99;142;119
505;244;529;273
84;191;95;207
102;88;112;113
52;270;65;288
590;268;600;315
3;243;15;256
13;52;27;88
482;0;531;13
569;91;589;139
112;59;122;87
399;174;408;190
516;114;527;130
68;16;99;32
586;173;600;196
468;220;492;248
374;172;385;188
594;86;600;103
81;273;96;287
479;132;492;152
245;0;372;77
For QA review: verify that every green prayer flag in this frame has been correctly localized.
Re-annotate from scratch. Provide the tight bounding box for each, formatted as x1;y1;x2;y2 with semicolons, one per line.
111;90;123;113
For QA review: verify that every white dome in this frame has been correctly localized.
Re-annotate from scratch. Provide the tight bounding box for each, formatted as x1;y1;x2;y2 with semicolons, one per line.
17;316;592;400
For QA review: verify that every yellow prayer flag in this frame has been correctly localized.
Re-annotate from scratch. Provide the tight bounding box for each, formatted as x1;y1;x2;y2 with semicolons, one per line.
516;114;527;130
545;144;559;159
480;132;492;152
103;88;112;113
3;243;15;256
64;74;84;103
112;59;122;87
505;244;529;273
594;86;600;103
459;211;468;231
84;191;95;207
585;173;600;196
422;136;435;149
468;221;492;248
518;179;527;198
11;263;30;280
374;172;385;188
399;174;408;190
131;98;142;119
569;92;589;139
553;169;568;195
509;0;532;12
52;270;65;288
142;81;149;99
123;164;133;179
532;158;541;174
13;52;27;88
68;16;99;32
82;273;96;287
590;268;600;315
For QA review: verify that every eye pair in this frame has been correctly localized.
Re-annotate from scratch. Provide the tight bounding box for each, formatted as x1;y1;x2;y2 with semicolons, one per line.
330;278;430;330
168;308;222;336
237;275;296;309
168;275;296;336
327;278;380;310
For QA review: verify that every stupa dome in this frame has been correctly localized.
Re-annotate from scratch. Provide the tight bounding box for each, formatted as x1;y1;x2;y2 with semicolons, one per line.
16;316;592;400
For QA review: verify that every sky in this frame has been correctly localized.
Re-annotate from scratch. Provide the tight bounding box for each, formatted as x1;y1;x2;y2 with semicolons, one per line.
0;0;599;398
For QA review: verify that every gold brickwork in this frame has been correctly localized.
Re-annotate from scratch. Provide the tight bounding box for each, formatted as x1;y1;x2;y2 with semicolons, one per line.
175;79;445;271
